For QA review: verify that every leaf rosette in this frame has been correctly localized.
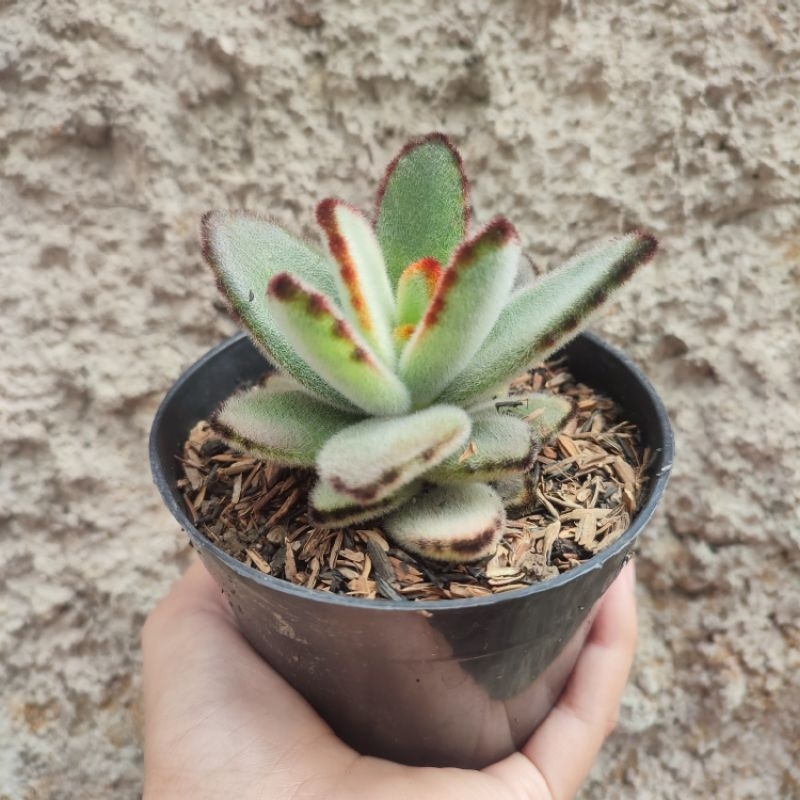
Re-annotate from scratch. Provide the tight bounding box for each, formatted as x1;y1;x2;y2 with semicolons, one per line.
203;133;657;561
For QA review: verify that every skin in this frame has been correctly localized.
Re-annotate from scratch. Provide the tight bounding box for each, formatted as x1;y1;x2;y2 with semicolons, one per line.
142;558;637;800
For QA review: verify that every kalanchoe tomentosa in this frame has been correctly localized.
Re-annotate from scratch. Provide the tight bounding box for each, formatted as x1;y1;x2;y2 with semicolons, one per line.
202;133;657;563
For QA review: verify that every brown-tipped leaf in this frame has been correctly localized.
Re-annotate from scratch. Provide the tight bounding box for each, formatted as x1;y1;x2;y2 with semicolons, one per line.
201;210;353;409
376;133;470;288
382;483;506;563
316;405;471;505
439;232;658;405
211;375;362;467
267;273;411;416
316;199;396;365
399;219;521;407
309;479;418;528
427;415;538;484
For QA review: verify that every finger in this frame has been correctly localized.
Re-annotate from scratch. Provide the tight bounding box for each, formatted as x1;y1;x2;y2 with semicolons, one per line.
519;560;638;799
144;557;234;625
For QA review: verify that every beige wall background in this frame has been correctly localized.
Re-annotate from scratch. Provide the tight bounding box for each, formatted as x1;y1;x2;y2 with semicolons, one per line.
2;1;799;798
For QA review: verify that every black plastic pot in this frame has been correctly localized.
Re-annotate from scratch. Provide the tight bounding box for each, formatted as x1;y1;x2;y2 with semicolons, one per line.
150;331;673;769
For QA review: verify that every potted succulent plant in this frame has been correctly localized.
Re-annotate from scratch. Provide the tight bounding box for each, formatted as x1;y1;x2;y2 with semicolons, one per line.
150;133;673;769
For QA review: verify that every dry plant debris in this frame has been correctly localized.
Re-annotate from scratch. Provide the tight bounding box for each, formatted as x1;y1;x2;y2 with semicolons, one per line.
177;359;649;602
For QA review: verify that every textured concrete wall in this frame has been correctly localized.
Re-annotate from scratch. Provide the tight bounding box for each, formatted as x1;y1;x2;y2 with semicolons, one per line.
2;1;799;798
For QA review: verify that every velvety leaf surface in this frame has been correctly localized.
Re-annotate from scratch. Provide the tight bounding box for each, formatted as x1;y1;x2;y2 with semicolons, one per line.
316;199;396;365
202;210;352;408
267;273;411;416
376;133;469;288
472;393;573;441
308;478;417;528
427;415;537;483
382;483;506;562
399;218;521;407
211;376;362;466
395;257;442;334
315;405;471;505
493;473;537;517
439;232;658;404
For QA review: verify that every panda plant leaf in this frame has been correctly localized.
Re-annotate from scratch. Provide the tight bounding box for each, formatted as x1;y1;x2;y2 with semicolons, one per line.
204;132;658;562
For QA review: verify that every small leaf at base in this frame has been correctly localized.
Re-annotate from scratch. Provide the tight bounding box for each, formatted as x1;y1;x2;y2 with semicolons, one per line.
471;393;573;442
494;473;538;518
382;483;506;562
427;415;537;484
309;478;418;528
211;377;362;467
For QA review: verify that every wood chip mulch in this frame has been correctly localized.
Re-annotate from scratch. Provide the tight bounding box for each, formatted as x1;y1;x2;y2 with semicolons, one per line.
177;360;649;602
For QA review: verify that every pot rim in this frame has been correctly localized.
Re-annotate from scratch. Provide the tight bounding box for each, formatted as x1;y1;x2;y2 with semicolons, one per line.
150;331;674;613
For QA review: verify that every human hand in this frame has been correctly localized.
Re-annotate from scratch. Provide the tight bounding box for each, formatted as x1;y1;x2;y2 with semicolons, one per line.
142;558;637;800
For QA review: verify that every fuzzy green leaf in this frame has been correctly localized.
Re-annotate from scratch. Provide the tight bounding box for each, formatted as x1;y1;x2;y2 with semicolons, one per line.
267;273;411;416
472;393;573;442
316;199;396;365
382;483;506;562
309;478;418;528
493;473;538;518
439;232;658;405
395;257;442;333
399;219;521;407
316;405;471;506
202;211;353;409
211;375;362;467
427;415;537;484
376;133;470;288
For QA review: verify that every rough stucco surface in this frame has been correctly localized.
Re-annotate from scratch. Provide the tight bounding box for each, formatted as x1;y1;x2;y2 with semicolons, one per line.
1;1;799;797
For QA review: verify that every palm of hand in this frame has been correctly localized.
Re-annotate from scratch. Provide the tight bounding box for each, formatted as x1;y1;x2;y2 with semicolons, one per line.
142;560;636;800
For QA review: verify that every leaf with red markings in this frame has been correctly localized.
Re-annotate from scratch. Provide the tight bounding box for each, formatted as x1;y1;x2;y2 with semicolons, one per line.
399;218;521;407
383;483;506;563
202;210;353;408
211;375;362;467
267;273;410;416
395;257;442;334
376;133;470;288
316;199;396;365
316;405;471;505
439;232;658;405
